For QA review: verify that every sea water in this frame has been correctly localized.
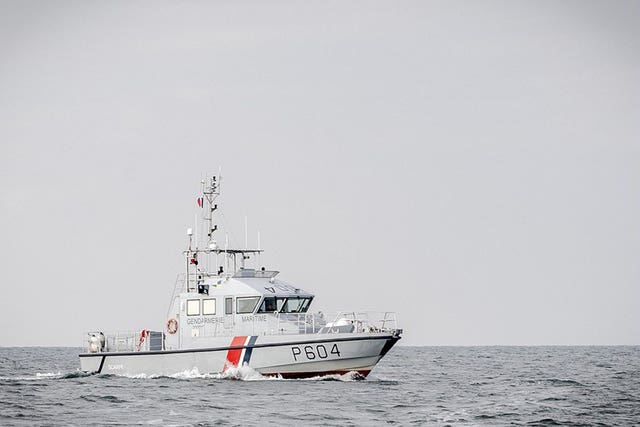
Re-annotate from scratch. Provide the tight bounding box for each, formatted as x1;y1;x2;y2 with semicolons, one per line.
1;346;638;426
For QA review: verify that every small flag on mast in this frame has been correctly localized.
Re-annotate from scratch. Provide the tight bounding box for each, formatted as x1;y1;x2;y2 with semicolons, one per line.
197;197;203;208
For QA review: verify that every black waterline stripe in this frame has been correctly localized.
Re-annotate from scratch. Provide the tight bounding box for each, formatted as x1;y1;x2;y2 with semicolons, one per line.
96;355;106;374
79;334;400;358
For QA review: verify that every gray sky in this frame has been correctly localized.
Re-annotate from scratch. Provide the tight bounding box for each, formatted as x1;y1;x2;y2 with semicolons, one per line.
1;0;638;346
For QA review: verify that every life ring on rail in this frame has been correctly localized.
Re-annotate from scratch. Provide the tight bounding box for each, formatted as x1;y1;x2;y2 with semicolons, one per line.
166;318;178;334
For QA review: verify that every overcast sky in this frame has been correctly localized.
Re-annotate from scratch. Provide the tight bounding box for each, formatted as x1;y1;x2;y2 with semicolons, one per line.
1;1;638;346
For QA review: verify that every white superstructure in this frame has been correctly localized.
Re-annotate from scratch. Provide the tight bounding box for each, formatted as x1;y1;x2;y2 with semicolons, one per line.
80;174;401;378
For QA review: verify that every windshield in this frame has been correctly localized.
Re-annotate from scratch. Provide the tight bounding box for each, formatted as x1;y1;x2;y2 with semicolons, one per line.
257;297;312;313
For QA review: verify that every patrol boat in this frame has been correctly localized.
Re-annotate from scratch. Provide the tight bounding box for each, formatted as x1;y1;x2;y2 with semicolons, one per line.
80;175;402;378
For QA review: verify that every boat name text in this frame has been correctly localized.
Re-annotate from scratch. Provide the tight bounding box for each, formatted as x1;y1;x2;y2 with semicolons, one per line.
186;316;225;325
291;344;341;361
241;315;267;322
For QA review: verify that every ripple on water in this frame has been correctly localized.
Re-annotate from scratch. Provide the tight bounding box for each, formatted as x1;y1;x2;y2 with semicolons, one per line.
544;378;587;387
80;394;128;403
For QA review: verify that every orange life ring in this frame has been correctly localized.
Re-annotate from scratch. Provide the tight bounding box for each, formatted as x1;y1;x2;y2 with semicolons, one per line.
166;318;178;334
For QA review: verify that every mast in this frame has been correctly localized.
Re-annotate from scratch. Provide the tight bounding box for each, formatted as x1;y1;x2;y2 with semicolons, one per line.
202;173;221;248
185;227;193;292
184;171;265;289
185;173;221;292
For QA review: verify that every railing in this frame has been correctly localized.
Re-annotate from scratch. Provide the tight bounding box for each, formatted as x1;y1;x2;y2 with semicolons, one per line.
82;311;399;353
82;330;157;353
323;311;398;334
181;311;398;338
188;312;327;338
107;331;144;352
167;274;185;319
273;312;325;334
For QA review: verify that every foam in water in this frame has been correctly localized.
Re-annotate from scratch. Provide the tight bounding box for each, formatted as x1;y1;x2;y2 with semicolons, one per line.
0;371;64;381
300;371;366;381
215;364;274;381
115;365;367;382
115;365;273;381
1;365;368;383
1;370;97;381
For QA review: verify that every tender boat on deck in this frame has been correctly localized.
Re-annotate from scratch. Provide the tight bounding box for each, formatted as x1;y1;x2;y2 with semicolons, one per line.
79;174;402;378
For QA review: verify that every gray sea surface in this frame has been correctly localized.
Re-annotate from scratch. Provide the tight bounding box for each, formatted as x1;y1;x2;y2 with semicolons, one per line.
0;346;638;426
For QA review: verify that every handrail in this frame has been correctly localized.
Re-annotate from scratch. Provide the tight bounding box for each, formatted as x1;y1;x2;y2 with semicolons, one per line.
327;311;398;333
166;274;185;319
82;311;398;353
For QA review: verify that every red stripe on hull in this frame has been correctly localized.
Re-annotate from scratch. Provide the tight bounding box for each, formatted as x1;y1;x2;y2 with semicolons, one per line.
223;336;247;371
263;369;371;379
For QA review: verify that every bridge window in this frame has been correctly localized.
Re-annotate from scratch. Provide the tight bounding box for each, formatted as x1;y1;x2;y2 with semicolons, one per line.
256;297;313;313
281;297;312;313
237;296;261;314
203;298;216;315
225;297;233;315
257;297;277;313
284;298;303;312
300;298;311;312
187;299;200;316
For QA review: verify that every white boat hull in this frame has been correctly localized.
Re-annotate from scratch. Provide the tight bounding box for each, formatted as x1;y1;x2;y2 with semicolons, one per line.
79;332;399;378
